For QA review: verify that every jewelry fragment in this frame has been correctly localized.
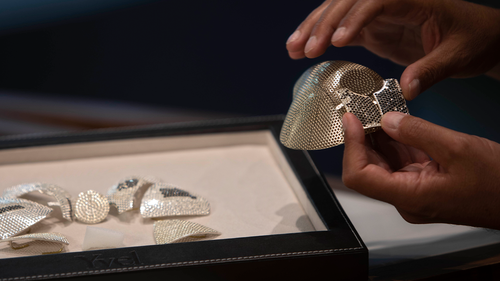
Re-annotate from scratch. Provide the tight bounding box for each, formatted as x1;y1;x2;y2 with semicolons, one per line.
74;190;110;224
154;219;221;244
107;177;152;214
0;198;53;239
1;232;69;255
280;60;410;150
140;183;210;218
2;183;73;221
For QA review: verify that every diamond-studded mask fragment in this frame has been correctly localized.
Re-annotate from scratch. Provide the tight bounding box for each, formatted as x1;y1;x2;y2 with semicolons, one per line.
74;190;110;224
107;177;153;214
154;220;220;244
1;232;69;255
280;61;409;150
140;183;210;218
2;183;73;221
0;198;53;239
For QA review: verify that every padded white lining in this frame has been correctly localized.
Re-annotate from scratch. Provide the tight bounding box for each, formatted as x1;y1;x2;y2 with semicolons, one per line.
81;226;125;250
0;130;326;258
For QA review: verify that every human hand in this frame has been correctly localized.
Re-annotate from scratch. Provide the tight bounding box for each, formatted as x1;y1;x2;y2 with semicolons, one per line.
341;112;500;229
286;0;500;99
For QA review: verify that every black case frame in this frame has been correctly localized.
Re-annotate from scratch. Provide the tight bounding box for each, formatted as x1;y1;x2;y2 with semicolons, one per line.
0;116;367;281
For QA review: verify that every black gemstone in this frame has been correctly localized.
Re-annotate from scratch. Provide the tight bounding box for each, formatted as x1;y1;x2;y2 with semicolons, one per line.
0;205;25;214
159;188;196;199
117;179;139;191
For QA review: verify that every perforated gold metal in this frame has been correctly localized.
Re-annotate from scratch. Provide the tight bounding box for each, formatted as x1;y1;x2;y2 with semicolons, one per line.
74;190;109;224
154;219;220;244
0;198;53;239
2;183;73;221
1;232;69;255
107;177;153;214
281;61;409;150
140;183;210;218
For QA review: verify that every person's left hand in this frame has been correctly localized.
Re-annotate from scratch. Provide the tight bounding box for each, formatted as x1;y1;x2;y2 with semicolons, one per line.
342;112;500;229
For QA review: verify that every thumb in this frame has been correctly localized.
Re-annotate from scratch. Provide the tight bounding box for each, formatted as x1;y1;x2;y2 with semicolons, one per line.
400;41;460;100
381;112;462;165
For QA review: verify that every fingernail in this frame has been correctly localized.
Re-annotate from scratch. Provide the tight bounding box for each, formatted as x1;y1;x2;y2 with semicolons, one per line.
381;112;406;130
408;79;421;99
304;36;317;53
342;113;349;134
331;27;346;43
286;30;301;44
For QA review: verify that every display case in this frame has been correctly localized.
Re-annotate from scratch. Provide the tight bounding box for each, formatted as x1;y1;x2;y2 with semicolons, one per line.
0;116;367;281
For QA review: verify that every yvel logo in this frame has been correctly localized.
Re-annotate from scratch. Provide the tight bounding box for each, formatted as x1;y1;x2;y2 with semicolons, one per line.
75;251;142;268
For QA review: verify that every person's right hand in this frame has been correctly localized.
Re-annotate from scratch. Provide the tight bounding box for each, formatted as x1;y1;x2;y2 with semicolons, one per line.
342;112;500;229
286;0;500;100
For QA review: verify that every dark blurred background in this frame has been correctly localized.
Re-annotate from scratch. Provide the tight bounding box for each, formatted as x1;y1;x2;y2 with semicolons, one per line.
0;0;499;176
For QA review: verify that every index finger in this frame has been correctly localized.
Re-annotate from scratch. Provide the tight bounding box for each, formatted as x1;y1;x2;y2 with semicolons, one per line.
286;0;331;55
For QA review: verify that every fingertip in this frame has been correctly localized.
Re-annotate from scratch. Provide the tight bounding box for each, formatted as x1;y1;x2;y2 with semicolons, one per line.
400;71;421;100
342;112;364;141
286;31;309;53
304;36;317;55
304;49;326;59
303;33;333;58
408;79;421;100
286;30;310;52
304;36;326;58
286;30;301;45
380;113;454;165
381;112;407;130
286;40;304;53
331;26;349;47
381;112;407;142
288;51;306;60
342;112;353;134
342;112;353;129
401;45;456;100
400;70;416;100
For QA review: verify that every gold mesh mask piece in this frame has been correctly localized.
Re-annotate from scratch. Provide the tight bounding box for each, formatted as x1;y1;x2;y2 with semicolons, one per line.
2;183;73;221
1;232;69;255
107;177;153;214
140;183;210;218
74;190;110;224
154;220;220;244
280;61;409;150
0;198;53;239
